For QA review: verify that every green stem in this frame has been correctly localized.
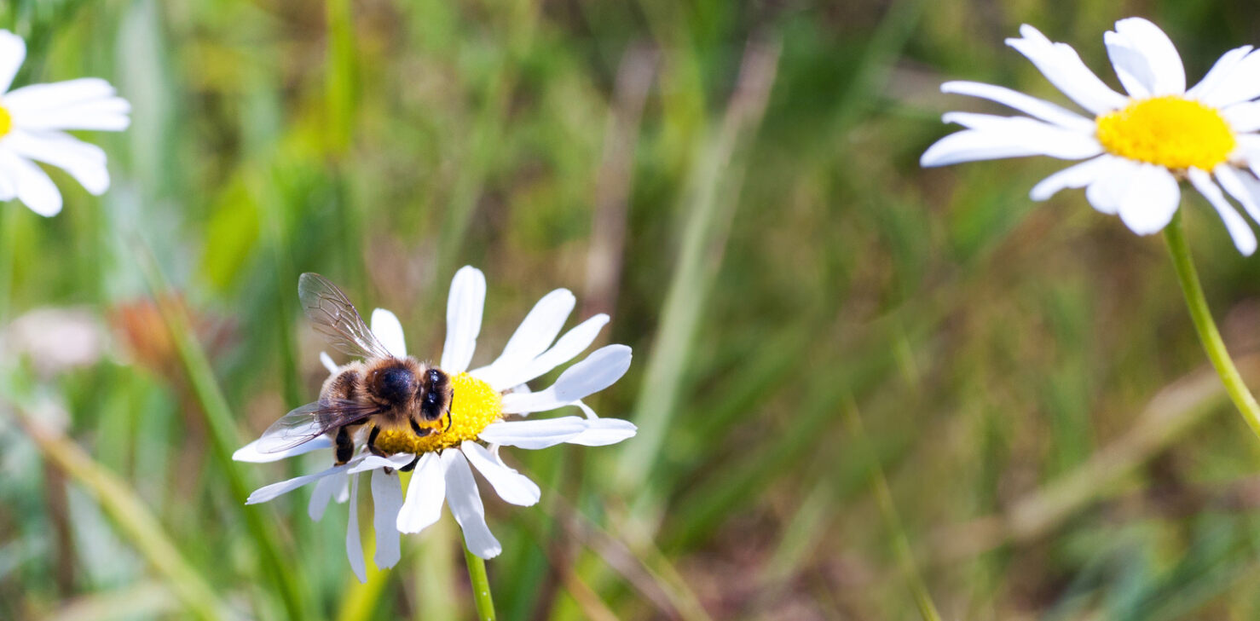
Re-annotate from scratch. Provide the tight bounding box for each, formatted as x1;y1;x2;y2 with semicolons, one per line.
1164;212;1260;441
462;544;497;621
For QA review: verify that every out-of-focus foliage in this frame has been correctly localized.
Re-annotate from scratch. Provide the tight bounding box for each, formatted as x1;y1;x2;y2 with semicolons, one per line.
5;0;1260;619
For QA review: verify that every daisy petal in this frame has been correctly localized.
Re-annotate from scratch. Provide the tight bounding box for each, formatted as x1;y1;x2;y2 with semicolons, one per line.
0;31;25;93
396;453;445;534
473;289;575;385
1188;46;1254;100
1224;102;1260;133
441;266;486;373
233;435;332;463
1104;18;1185;97
1084;157;1140;215
461;441;541;507
1029;155;1113;201
490;314;610;391
1214;166;1260;226
1198;51;1260;108
501;345;632;414
0;150;62;216
442;450;502;559
370;308;407;358
4;130;109;195
8;91;131;132
1005;24;1128;115
940;81;1095;132
1117;164;1181;236
5;78;116;112
348;454;414;474
320;352;339;375
477;418;588;449
1189;167;1257;255
371;469;403;570
921;121;1102;167
309;472;347;521
346;475;366;583
245;463;349;504
567;418;637;446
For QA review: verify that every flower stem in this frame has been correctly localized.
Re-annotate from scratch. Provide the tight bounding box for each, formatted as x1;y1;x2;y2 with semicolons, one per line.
1164;211;1260;440
462;544;497;621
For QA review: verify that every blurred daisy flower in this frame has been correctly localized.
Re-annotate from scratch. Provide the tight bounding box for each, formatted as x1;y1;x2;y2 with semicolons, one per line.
0;31;130;216
235;267;635;580
921;17;1260;254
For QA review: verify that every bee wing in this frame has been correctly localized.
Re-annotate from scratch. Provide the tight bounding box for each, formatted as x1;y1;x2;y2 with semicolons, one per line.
254;399;381;454
299;273;394;360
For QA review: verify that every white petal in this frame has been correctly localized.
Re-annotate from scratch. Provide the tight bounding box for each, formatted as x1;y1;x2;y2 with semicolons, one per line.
920;121;1102;167
4;130;109;195
1030;155;1113;201
1188;46;1254;100
1104;18;1185;97
371;469;403;570
1116;164;1181;236
567;418;637;446
473;289;575;384
488;314;609;391
245;463;349;504
8;83;130;132
1005;24;1128;115
501;345;631;414
460;441;540;506
348;454;414;474
396;453;445;534
940;81;1095;132
1198;50;1260;108
320;352;339;375
346;474;366;583
440;266;486;373
5;78;115;112
477;418;588;450
0;150;61;216
1224;102;1260;133
0;31;25;94
309;472;347;521
1189;167;1257;255
442;450;501;559
370;308;407;358
233;435;332;463
1214;165;1260;226
1084;157;1140;215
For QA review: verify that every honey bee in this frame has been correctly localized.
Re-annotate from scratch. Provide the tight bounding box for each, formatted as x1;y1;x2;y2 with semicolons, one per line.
255;273;452;468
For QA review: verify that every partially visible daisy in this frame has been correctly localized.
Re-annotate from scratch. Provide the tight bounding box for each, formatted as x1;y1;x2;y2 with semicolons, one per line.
0;30;130;216
921;17;1260;255
236;267;635;578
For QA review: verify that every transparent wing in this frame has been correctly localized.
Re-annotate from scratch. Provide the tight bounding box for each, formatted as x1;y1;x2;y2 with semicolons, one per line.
255;399;381;454
299;273;394;360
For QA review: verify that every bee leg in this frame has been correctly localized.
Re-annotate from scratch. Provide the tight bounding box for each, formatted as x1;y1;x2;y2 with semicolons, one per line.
399;456;420;472
409;417;435;438
334;425;354;465
367;425;386;457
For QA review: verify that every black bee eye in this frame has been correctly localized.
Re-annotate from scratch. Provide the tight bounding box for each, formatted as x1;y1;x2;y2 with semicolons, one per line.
428;369;443;384
425;391;441;405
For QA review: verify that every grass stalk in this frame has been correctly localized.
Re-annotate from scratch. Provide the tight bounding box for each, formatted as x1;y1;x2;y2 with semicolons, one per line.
841;397;942;621
13;406;226;621
132;241;311;621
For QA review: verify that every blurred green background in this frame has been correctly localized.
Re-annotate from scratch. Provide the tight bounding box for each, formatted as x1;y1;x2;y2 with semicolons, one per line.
7;0;1260;619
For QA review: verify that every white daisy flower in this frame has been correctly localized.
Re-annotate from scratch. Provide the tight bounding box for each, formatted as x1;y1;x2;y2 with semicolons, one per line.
921;17;1260;255
235;266;636;579
0;30;130;216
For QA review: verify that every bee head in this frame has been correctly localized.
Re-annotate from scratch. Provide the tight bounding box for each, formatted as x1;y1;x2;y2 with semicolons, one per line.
374;365;418;406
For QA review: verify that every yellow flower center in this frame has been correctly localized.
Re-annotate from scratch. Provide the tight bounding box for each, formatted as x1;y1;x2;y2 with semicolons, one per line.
1095;96;1236;171
0;103;11;137
373;373;502;455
